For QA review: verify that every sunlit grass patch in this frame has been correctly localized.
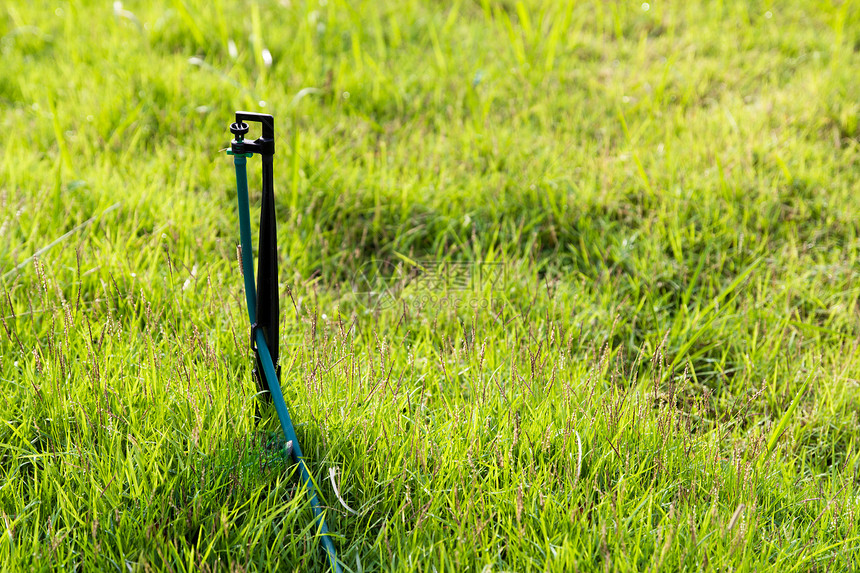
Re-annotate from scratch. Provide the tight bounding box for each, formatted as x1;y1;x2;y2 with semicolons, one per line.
2;0;859;570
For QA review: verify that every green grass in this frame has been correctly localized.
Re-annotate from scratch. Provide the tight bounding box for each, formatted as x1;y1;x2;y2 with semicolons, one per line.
2;0;860;570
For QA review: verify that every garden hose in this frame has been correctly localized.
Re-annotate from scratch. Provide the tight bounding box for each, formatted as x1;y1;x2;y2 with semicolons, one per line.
228;112;340;572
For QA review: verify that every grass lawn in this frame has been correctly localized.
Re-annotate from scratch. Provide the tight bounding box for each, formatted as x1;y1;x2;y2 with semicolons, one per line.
2;0;860;570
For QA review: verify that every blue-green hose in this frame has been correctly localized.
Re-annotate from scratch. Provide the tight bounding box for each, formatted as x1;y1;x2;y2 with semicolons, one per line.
234;154;341;573
234;156;257;322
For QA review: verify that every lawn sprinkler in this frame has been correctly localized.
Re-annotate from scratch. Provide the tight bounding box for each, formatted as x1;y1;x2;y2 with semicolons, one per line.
227;112;340;572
